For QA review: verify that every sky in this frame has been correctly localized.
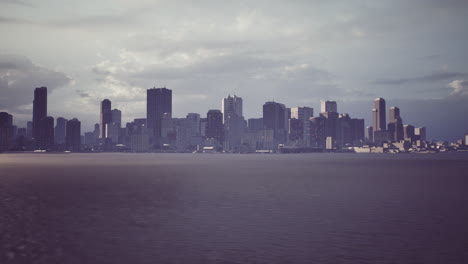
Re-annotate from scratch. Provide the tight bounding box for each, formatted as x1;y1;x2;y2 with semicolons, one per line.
0;0;467;141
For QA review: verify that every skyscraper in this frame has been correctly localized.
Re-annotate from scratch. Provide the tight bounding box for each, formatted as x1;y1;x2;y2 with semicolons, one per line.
222;95;243;123
100;99;112;138
263;101;287;144
111;109;122;127
366;126;373;142
147;87;172;138
55;117;67;144
415;127;426;141
372;97;386;133
38;116;54;149
403;125;415;142
320;101;337;113
0;112;13;152
66;118;81;152
206;110;224;144
388;106;404;141
290;106;314;145
32;87;47;140
222;95;244;151
186;113;201;136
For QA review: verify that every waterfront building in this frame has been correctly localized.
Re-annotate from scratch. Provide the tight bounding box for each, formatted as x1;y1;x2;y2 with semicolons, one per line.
66;118;81;152
100;99;112;139
55;117;67;145
372;98;386;134
263;101;287;145
206;110;224;145
147;87;172;142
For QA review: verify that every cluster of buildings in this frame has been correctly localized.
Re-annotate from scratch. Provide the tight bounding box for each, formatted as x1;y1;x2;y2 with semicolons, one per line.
1;87;467;153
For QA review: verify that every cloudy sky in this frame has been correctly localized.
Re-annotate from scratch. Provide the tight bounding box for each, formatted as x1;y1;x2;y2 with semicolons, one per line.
1;0;467;140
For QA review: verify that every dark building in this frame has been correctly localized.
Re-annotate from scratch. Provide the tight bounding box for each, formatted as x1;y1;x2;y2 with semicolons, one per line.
147;87;172;140
206;110;224;144
337;114;353;147
388;107;404;141
350;118;365;143
288;118;304;141
404;125;415;142
55;117;67;144
366;126;373;142
100;99;112;138
66;118;81;152
372;97;386;134
263;101;287;144
84;132;95;146
26;121;33;139
0;112;13;152
38;116;54;149
320;111;339;147
248;118;263;133
310;116;327;149
32;87;47;142
373;130;393;146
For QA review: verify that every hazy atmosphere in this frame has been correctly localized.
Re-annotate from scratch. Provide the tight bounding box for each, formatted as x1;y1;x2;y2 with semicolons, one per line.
1;0;467;140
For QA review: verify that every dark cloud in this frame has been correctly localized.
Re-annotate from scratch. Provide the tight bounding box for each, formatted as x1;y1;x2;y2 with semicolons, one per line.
0;54;72;115
375;72;468;85
75;90;90;98
0;16;31;24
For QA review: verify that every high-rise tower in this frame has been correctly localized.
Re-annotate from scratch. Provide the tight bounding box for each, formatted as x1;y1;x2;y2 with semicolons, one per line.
147;87;172;138
372;98;386;133
263;101;287;144
32;87;47;140
100;99;112;138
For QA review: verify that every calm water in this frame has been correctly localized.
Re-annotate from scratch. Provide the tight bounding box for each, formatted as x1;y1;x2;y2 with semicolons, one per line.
1;153;468;264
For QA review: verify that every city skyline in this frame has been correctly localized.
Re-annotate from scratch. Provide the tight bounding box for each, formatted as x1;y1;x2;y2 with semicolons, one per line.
3;85;465;154
0;86;467;144
1;1;468;141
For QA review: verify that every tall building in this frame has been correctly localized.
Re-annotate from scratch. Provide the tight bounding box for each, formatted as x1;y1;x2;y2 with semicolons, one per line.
350;118;365;143
106;122;120;143
55;117;67;144
415;127;426;141
161;113;174;142
372;98;386;133
263;101;287;144
206;110;224;144
38;116;54;149
290;107;313;121
320;101;337;113
186;113;201;136
248;118;263;133
388;106;404;141
66;118;81;152
290;106;314;145
366;126;373;142
309;116;327;149
147;87;172;139
0;112;13;152
222;95;244;151
100;99;112;138
288;118;304;142
403;125;415;142
111;109;122;126
32;87;47;141
26;121;33;139
222;95;243;123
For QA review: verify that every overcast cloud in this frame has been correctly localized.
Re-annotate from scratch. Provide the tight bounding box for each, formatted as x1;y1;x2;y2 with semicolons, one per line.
0;0;467;140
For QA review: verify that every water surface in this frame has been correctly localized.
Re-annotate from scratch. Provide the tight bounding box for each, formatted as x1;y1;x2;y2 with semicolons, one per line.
1;153;467;264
